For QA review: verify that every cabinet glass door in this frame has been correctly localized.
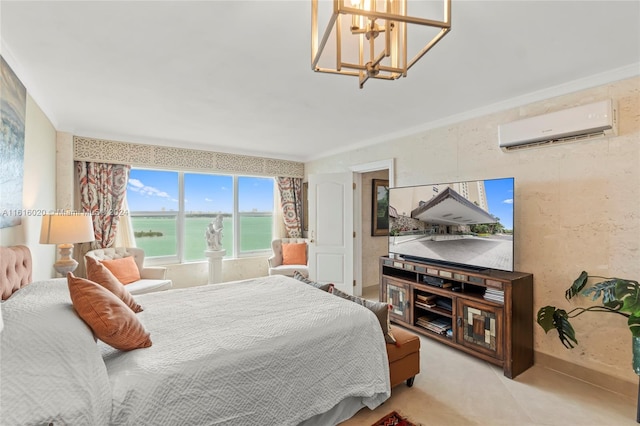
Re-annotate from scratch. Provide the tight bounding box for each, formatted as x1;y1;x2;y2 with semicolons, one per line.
456;299;503;360
386;280;409;323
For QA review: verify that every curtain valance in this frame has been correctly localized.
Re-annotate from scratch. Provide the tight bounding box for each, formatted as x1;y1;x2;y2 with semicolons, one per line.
73;136;304;178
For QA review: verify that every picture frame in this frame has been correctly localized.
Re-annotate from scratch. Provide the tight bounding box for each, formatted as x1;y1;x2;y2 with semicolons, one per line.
0;56;27;229
371;179;389;236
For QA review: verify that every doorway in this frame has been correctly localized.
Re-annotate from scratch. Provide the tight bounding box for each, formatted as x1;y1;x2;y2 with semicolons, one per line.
350;159;394;301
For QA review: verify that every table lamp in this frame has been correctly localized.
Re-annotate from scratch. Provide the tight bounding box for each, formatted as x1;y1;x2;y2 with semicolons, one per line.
39;213;95;274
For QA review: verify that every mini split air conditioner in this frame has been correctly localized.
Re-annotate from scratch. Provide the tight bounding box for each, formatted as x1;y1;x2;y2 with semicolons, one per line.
498;99;618;151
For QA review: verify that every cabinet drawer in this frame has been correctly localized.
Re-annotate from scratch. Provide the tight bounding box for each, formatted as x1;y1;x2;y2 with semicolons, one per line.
485;279;504;290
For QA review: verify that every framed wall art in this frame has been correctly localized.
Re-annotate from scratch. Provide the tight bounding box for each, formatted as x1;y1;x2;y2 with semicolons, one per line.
0;55;27;229
371;179;389;236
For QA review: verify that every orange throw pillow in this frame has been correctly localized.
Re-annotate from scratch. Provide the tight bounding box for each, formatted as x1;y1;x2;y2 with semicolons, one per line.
67;273;152;351
85;256;143;313
282;243;307;265
101;256;141;285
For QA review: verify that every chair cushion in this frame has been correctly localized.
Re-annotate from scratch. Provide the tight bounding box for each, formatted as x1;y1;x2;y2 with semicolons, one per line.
67;273;152;351
386;326;420;363
125;279;173;295
100;256;141;285
282;242;307;265
85;256;143;313
269;265;309;278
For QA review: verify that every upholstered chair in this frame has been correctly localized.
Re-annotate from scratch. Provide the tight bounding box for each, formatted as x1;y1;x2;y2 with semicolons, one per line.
267;238;309;278
84;247;172;295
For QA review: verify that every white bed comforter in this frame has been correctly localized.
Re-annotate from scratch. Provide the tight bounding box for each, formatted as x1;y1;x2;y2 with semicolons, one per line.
1;279;112;426
100;275;390;426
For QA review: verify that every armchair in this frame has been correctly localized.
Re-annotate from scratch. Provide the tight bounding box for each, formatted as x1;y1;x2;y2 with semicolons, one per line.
268;238;309;278
84;247;172;295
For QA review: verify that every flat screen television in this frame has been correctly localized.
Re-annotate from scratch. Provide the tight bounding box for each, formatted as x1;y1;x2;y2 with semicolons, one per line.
388;177;515;272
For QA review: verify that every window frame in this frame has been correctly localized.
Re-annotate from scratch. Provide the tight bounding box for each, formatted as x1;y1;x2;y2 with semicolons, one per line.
128;168;274;265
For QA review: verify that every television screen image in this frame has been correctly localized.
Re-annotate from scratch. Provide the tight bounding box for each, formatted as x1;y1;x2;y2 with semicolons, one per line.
388;177;514;272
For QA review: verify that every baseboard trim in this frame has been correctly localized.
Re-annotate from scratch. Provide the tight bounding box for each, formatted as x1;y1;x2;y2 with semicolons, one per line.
535;351;637;399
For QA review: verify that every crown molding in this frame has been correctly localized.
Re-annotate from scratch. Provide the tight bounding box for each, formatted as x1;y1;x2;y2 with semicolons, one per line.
308;63;640;162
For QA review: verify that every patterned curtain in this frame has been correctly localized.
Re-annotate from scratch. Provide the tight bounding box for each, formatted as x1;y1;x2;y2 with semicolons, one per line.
276;177;303;238
76;161;131;249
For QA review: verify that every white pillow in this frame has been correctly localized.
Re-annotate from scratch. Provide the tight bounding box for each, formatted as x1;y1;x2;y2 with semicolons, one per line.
0;279;111;425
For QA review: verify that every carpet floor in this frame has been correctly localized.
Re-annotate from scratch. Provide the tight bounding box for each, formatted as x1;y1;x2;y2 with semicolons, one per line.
340;326;637;425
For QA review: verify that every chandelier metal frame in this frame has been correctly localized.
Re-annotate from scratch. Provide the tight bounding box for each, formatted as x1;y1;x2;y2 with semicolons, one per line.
311;0;451;88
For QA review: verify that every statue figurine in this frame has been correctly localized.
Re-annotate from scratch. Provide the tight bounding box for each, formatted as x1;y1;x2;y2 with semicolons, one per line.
205;215;224;251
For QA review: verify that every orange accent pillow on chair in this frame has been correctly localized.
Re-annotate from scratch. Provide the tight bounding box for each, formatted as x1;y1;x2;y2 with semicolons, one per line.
100;256;141;285
85;256;143;313
67;273;152;351
282;243;307;265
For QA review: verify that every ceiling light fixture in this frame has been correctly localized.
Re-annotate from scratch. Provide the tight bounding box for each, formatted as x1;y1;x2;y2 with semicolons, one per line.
312;0;451;89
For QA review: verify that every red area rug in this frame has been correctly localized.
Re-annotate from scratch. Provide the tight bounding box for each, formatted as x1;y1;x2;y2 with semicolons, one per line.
371;411;417;426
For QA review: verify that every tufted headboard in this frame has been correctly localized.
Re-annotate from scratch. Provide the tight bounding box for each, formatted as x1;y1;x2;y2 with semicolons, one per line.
1;245;33;300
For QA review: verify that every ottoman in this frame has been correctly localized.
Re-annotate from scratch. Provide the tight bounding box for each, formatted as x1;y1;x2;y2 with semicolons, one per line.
387;325;421;387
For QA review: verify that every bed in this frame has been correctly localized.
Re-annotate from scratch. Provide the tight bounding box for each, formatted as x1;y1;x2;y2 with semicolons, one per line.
0;245;390;425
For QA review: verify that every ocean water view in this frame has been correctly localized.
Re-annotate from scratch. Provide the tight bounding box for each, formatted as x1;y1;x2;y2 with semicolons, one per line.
131;215;272;260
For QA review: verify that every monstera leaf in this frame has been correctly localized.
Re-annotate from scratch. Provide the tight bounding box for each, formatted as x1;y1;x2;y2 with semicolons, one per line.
565;271;589;300
539;272;640;351
629;315;640;338
582;278;640;313
537;306;578;348
616;279;640;315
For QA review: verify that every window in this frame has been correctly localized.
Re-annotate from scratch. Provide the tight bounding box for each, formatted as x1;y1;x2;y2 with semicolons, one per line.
127;170;179;259
238;176;274;253
184;173;233;261
127;169;274;262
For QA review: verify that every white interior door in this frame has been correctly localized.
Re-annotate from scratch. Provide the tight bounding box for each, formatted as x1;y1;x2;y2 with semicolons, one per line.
308;172;354;295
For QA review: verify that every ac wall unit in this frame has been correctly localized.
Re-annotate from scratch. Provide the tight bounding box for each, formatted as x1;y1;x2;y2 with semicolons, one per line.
498;99;618;151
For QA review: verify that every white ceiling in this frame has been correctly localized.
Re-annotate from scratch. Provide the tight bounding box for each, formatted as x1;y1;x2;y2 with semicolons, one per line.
2;1;639;162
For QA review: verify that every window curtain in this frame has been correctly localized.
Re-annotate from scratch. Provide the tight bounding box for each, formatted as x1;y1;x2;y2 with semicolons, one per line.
74;162;131;277
115;196;136;248
273;187;286;239
276;177;303;238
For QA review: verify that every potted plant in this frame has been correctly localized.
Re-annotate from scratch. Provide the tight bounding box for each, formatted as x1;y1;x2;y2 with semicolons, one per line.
537;271;640;421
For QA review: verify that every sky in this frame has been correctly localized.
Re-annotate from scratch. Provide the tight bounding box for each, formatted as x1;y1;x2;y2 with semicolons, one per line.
127;169;274;213
484;177;514;231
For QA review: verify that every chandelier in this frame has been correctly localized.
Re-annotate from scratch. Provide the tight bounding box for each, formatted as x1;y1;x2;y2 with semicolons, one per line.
311;0;451;88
